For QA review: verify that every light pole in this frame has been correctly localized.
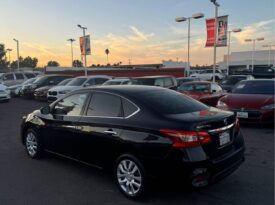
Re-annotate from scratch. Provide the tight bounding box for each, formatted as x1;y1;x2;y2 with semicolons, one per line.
210;0;220;82
175;13;204;77
77;24;88;76
227;28;242;75
245;37;264;71
67;38;75;67
13;38;20;70
262;44;275;66
105;48;110;65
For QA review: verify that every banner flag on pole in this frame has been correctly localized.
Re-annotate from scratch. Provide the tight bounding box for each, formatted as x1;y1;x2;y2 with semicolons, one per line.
205;15;228;47
79;35;91;55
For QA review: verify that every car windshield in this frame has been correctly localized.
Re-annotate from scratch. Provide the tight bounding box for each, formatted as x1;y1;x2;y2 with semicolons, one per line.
221;77;246;85
67;78;87;86
179;83;210;92
33;76;47;84
136;89;208;114
23;78;36;85
58;78;72;86
103;80;122;85
232;81;275;94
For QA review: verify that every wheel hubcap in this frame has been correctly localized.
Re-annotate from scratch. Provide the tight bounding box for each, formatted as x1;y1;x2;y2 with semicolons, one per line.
117;159;142;196
26;132;37;156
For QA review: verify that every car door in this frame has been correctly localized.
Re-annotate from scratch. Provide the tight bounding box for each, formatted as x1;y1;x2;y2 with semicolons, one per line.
42;92;90;157
72;92;124;166
3;73;15;86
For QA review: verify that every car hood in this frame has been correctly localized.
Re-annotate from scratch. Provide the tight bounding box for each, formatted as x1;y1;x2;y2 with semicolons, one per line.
48;85;80;92
222;93;274;109
0;83;7;91
8;84;23;89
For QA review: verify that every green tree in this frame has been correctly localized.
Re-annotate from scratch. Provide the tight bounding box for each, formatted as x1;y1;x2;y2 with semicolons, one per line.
73;60;83;67
0;44;8;69
47;60;60;67
11;56;38;69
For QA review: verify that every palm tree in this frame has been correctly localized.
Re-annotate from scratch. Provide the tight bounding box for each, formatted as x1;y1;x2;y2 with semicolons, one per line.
105;48;110;65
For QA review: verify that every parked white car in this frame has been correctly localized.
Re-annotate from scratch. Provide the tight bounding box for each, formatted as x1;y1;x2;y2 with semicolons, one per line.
47;75;112;102
190;69;225;81
8;77;38;97
0;72;36;86
0;83;11;102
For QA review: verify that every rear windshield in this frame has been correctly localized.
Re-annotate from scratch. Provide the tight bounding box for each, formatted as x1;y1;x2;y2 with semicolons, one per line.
232;81;274;94
134;78;156;86
137;90;208;114
67;78;87;86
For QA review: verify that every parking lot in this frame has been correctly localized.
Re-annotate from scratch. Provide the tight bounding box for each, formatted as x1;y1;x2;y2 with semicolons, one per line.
0;98;273;205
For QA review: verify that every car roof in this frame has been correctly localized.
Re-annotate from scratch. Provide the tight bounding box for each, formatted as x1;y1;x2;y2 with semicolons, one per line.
107;78;129;82
181;81;212;85
134;75;173;79
75;75;111;79
239;79;275;83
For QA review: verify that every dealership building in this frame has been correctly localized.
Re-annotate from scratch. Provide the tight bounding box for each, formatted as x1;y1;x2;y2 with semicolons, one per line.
218;50;275;73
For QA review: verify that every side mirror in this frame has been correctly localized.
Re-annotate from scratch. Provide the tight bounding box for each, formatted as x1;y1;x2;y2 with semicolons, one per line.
83;83;90;87
40;106;51;115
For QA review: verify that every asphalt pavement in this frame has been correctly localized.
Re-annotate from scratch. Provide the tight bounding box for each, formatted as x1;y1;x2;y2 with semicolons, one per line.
0;98;274;205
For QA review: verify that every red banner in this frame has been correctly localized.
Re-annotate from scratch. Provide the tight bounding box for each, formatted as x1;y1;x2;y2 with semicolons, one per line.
205;15;228;47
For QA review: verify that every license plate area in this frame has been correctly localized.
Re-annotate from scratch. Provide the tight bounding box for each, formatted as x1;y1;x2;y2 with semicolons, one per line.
237;112;248;118
219;131;231;147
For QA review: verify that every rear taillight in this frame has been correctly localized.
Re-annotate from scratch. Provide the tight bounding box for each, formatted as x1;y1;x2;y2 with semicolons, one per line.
235;118;240;133
160;129;211;148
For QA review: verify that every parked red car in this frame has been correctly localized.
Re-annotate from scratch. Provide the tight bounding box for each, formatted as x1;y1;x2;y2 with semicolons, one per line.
177;81;225;106
217;79;274;123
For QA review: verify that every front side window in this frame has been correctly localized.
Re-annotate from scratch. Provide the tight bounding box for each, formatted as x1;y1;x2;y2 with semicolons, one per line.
86;93;122;117
53;93;88;116
95;78;109;85
24;73;35;79
164;78;173;87
154;78;164;87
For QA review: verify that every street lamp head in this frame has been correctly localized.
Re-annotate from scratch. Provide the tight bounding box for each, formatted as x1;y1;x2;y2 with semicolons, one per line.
210;0;220;6
6;48;12;51
192;13;204;19
13;38;18;42
175;17;187;22
67;38;76;42
256;37;264;41
232;28;242;33
245;39;252;42
77;24;82;28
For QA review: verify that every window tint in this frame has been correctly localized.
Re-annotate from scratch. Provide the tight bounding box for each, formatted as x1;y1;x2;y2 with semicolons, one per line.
87;93;122;117
3;74;14;80
53;93;88;116
24;73;35;79
137;90;208;114
15;73;24;80
179;84;194;91
86;78;95;86
122;99;138;117
154;78;164;87
95;78;109;85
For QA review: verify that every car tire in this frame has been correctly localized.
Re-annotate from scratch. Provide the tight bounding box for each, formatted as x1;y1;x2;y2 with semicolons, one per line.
114;154;147;199
24;128;43;159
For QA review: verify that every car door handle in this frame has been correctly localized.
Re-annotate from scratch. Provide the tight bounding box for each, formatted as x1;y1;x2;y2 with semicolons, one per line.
103;130;117;136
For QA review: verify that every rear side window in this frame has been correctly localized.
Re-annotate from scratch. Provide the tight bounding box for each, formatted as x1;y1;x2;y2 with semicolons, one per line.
164;78;173;87
154;78;164;87
86;93;122;117
122;99;138;117
137;90;208;114
24;73;35;79
15;73;24;80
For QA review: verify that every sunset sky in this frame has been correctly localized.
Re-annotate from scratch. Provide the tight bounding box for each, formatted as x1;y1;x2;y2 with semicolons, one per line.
1;0;274;67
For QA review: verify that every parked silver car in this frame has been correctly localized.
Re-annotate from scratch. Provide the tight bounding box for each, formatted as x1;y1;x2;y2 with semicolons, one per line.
0;72;36;86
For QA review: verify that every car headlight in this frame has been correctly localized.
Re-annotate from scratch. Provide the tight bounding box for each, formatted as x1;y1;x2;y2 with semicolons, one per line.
261;104;275;110
217;100;228;107
59;90;70;94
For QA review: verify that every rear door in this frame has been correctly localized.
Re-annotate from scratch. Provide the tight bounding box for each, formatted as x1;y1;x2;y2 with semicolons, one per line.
73;92;124;166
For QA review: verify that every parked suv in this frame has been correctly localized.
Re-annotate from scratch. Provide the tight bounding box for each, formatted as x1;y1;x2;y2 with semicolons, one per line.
0;72;36;86
21;75;71;98
47;75;111;102
190;69;224;81
133;75;178;90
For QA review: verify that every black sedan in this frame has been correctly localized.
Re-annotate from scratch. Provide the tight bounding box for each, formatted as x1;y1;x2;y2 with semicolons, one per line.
21;86;245;199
